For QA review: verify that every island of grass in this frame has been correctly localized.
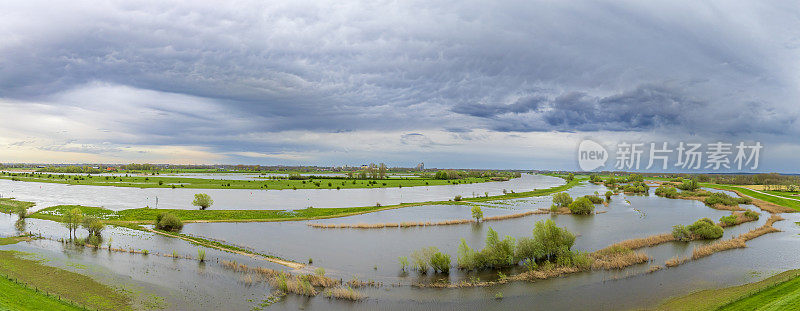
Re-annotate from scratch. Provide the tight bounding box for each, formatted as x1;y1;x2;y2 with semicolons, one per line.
0;170;519;190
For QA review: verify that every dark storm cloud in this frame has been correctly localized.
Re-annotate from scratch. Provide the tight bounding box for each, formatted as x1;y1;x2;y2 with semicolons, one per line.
542;85;699;132
0;0;798;163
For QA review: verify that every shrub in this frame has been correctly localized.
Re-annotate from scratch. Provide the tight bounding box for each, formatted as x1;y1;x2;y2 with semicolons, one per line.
589;175;602;183
568;197;594;215
672;225;691;242
87;234;102;246
583;195;603;204
654;185;679;198
622;182;649;194
410;247;438;273
398;256;409;271
531;219;575;261
454;195;462;201
471;206;483;222
482;227;517;268
13;205;27;219
457;239;482;270
687;218;724;239
82;215;105;237
430;251;451;273
515;236;543;263
744;210;760;220
677;179;700;191
704;192;751;207
155;213;183;231
720;215;738;226
605;191;613;201
552;192;573;208
192;193;214;210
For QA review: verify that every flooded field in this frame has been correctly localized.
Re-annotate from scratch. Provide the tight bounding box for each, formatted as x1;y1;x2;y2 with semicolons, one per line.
0;174;562;211
0;178;798;310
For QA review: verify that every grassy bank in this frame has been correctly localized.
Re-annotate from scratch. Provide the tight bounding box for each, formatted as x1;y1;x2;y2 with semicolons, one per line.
701;184;800;211
0;275;83;311
0;249;132;311
0;171;496;190
655;269;800;311
0;198;35;214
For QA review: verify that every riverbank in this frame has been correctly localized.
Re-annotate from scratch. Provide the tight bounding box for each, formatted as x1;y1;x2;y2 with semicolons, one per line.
0;237;134;311
654;269;800;310
0;172;499;190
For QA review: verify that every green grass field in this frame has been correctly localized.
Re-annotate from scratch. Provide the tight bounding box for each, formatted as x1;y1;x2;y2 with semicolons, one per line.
0;172;495;190
717;273;800;310
0;237;132;311
0;276;84;311
702;184;800;211
656;269;800;311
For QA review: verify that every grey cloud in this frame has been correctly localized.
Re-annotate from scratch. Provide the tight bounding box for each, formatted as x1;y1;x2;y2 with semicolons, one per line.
0;0;799;167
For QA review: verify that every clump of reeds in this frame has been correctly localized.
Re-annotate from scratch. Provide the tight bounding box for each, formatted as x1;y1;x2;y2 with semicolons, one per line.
665;256;688;267
738;214;783;241
197;249;206;262
599;233;676;252
646;265;662;273
221;260;249;272
240;274;254;286
692;238;746;260
323;286;365;301
591;250;650;270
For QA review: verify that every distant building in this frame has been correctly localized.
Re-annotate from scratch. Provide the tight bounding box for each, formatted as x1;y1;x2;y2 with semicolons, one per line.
416;162;424;170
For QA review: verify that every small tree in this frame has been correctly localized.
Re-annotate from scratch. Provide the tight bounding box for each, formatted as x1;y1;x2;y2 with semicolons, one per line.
82;215;105;237
192;193;214;210
604;191;613;201
62;208;83;240
471;206;483;222
13;204;27;219
552;192;573;208
566;173;575;182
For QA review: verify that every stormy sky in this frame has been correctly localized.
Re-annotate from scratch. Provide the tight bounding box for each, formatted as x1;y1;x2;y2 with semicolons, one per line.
1;0;798;171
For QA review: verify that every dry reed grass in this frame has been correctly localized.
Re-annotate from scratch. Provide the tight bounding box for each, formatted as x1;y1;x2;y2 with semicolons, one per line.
691;238;746;260
323;286;365;301
591;251;650;270
646;265;662;273
665;256;688;267
599;233;676;252
690;214;783;260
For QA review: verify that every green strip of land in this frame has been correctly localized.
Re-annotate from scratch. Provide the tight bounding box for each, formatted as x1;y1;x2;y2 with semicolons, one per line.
12;176;583;224
0;237;132;311
654;269;800;311
0;172;498;190
702;184;800;211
